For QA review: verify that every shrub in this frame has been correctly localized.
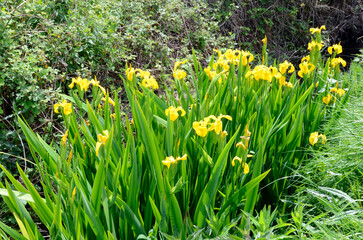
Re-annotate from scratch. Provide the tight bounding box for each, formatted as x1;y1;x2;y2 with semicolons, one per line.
0;0;234;175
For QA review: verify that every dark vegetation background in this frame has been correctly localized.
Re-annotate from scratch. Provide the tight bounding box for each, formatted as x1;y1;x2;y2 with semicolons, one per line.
0;0;362;202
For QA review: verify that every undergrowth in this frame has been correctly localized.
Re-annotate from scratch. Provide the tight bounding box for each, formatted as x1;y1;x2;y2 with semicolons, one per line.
288;62;363;239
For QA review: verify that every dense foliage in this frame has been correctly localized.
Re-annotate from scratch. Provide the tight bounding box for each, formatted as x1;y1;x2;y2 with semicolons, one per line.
0;25;353;238
0;0;235;174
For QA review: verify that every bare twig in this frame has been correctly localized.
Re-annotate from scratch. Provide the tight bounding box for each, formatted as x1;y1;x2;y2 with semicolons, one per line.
9;0;30;15
3;118;27;172
179;9;192;49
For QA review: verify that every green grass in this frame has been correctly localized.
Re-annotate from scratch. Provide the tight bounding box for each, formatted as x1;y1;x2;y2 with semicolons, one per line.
289;62;363;239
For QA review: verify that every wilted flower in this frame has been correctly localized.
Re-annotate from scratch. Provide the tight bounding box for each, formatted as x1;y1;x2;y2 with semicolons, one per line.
101;97;115;106
275;73;286;86
213;48;222;57
236;125;251;150
221;131;228;138
90;76;100;87
285;82;293;88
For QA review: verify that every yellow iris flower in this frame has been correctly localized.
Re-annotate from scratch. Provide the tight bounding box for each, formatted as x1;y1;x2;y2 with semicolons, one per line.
69;77;91;92
90;76;100;87
173;69;187;80
246;65;278;82
173;60;187;80
279;60;295;74
126;64;136;81
137;69;159;89
79;78;91;92
192;120;210;137
141;75;159;89
331;57;346;68
298;61;315;78
240;51;254;66
61;129;69;146
309;132;319;146
329;82;346;97
309;132;327;146
328;43;342;55
308;41;324;51
69;76;81;89
165;106;186;121
231;157;249;174
162;154;187;169
95;130;109;156
301;55;310;63
54;100;72;115
137;69;151;79
213;59;230;72
323;94;333;105
193;114;232;137
310;25;326;34
173;60;187;72
203;66;226;84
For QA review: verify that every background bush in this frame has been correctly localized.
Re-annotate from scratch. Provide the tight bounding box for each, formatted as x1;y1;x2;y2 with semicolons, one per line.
1;0;362;124
0;0;235;171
